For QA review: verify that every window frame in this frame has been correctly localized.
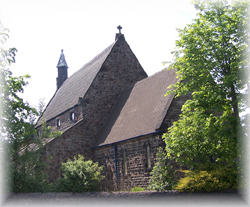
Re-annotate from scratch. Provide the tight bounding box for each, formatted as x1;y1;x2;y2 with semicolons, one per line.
122;148;128;176
70;112;75;122
57;119;61;127
144;141;152;171
146;144;151;169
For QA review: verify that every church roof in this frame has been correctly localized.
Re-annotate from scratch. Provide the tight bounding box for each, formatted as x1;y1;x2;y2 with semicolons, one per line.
94;68;177;147
37;39;117;126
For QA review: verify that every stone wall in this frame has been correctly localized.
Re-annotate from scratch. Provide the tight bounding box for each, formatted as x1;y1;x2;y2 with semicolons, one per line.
42;35;147;138
40;35;147;182
160;94;191;131
41;121;94;182
80;35;147;148
93;134;165;191
92;94;191;191
37;104;83;134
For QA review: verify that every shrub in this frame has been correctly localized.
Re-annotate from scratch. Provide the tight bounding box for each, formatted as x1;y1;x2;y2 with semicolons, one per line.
173;164;238;192
130;186;145;192
54;155;104;192
148;147;176;191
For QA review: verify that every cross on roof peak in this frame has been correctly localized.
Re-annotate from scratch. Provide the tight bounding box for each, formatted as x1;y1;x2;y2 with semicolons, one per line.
117;25;122;34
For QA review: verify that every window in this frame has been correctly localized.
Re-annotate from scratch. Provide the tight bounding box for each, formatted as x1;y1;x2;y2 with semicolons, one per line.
122;149;127;175
146;144;151;169
70;112;75;121
57;119;61;127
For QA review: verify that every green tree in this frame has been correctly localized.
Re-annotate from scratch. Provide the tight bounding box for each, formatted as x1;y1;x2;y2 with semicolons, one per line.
164;0;249;168
0;22;61;192
0;22;39;191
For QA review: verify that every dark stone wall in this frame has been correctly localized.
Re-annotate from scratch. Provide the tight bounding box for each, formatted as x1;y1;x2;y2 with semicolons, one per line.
41;121;93;182
41;36;147;182
81;35;147;149
38;104;83;133
92;94;191;191
160;94;191;131
93;134;165;191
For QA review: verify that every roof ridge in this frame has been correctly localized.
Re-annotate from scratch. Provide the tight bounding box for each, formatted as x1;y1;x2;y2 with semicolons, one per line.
134;68;168;85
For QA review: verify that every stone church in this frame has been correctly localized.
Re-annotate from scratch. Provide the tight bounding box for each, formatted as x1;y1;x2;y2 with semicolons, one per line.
36;27;188;191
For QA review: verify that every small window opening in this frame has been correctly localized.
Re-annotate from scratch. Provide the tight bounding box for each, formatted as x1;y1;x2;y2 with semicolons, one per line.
146;145;151;169
70;112;75;121
57;119;61;127
123;150;127;175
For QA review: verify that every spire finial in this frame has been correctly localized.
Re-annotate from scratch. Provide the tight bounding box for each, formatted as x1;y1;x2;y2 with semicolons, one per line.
57;49;68;68
117;25;122;34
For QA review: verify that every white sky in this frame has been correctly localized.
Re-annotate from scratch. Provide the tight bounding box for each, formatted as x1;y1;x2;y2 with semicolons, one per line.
0;0;198;109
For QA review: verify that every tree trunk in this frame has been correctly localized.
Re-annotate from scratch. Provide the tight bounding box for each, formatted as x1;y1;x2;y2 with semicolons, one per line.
230;84;239;119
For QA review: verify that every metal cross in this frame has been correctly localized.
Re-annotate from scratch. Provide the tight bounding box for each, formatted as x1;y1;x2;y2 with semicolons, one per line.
117;25;122;34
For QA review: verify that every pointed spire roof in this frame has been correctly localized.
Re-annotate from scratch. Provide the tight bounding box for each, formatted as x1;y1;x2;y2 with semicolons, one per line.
57;49;68;68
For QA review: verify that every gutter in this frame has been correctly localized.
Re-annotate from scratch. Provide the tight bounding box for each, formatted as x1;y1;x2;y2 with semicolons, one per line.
92;131;161;149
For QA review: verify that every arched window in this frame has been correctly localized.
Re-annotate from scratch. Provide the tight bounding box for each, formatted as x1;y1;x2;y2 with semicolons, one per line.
146;144;151;169
57;119;61;127
70;112;75;121
122;149;127;175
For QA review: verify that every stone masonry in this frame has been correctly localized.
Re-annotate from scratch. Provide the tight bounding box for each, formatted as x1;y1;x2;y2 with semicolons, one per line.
39;34;147;182
36;29;190;190
92;94;190;191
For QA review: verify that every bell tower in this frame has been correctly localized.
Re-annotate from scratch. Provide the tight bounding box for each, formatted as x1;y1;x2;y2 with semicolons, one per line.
56;49;68;90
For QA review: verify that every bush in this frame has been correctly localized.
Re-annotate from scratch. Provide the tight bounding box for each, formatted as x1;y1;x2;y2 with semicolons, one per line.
148;147;176;191
173;164;238;192
11;142;49;193
54;155;104;192
130;186;145;192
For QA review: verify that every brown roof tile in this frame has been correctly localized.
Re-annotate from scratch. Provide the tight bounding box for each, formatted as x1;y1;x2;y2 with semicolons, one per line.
94;69;177;147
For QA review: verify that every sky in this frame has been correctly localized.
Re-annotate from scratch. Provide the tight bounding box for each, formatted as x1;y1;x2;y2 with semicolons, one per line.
0;0;198;109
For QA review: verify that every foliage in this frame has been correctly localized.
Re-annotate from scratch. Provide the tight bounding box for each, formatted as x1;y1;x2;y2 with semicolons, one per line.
164;0;249;168
39;121;62;139
11;142;48;192
173;164;238;192
0;22;61;192
130;186;145;192
0;22;39;192
54;155;104;192
164;110;238;168
168;0;249;118
148;147;176;191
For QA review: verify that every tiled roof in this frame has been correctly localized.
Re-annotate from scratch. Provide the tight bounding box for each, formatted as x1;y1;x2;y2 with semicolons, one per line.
94;69;177;147
37;41;117;126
